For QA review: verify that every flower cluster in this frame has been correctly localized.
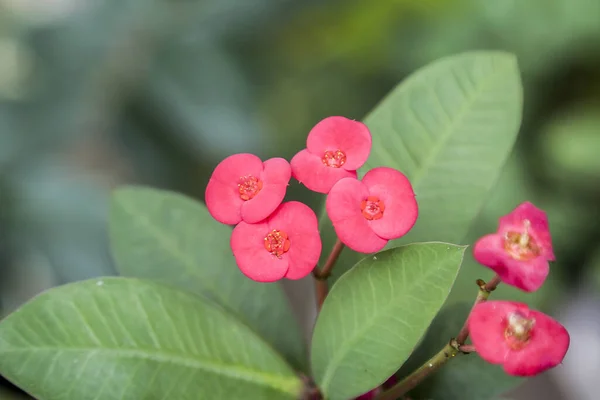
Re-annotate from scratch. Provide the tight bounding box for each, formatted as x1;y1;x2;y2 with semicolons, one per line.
204;114;568;380
205;152;321;282
467;202;569;377
205;116;418;281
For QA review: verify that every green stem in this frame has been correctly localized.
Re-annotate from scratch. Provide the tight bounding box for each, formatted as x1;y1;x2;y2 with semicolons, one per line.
455;275;501;344
373;343;459;400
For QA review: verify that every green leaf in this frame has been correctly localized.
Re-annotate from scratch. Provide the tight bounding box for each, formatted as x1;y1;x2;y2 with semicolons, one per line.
109;186;306;370
0;278;302;400
364;50;522;241
320;51;522;282
311;243;466;400
399;303;523;400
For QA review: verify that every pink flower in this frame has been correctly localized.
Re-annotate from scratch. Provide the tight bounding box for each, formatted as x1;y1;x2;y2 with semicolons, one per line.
291;116;372;194
473;202;555;292
326;167;418;253
468;301;569;377
230;201;322;282
205;153;291;225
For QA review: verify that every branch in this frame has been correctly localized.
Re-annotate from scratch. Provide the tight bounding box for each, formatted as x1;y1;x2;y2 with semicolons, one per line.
374;343;459;400
455;275;501;344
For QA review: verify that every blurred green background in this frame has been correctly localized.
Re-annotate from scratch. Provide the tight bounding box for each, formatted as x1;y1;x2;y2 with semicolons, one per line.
1;0;599;398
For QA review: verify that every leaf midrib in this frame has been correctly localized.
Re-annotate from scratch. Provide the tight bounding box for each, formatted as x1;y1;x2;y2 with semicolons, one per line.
0;346;300;396
319;249;462;393
367;55;514;186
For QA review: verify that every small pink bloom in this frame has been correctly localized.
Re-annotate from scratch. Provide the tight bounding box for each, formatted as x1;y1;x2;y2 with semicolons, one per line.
468;301;569;377
326;167;418;253
473;201;555;292
230;201;322;282
291;116;372;194
205;153;291;225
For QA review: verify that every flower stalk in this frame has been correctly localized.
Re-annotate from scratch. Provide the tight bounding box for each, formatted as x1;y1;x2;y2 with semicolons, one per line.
313;238;345;311
455;275;502;344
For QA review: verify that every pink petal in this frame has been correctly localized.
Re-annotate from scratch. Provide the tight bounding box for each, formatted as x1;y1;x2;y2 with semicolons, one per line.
326;178;387;253
241;157;291;223
498;256;549;293
285;234;322;280
473;234;507;270
504;310;570;376
209;153;263;184
205;153;265;225
267;202;322;280
306;116;372;171
503;309;570;377
468;301;527;365
361;167;418;240
473;234;549;293
498;202;555;261
261;157;292;185
230;221;289;282
267;201;318;235
205;178;244;225
284;231;322;280
291;148;357;194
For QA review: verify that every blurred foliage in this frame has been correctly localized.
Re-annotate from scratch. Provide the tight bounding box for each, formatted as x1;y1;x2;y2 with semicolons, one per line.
1;0;600;397
586;245;600;292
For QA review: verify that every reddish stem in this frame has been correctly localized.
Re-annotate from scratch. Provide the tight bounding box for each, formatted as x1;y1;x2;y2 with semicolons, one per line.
458;344;476;353
313;239;345;311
